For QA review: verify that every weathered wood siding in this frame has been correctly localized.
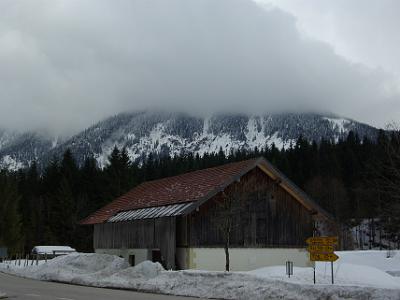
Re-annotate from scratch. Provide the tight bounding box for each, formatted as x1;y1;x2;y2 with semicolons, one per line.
188;167;313;247
94;166;314;267
94;217;176;269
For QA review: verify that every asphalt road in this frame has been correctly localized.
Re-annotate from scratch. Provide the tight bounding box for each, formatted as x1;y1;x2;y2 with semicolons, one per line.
0;273;202;300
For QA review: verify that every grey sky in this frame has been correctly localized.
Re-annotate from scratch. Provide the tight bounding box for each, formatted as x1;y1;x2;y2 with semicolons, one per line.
0;0;399;135
258;0;400;74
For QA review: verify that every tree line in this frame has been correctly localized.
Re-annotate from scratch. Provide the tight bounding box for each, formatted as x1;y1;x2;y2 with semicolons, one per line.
0;129;399;253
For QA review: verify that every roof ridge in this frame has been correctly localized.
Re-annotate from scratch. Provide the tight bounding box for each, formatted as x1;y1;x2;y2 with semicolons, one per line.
80;157;260;225
138;157;260;185
80;156;332;225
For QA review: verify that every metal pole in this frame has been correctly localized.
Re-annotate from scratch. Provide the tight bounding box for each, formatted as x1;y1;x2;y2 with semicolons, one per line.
331;261;334;284
313;266;316;284
312;220;316;284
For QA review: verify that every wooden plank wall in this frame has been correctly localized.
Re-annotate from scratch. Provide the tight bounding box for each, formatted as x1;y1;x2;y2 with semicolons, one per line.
94;217;176;269
188;168;313;247
93;166;314;268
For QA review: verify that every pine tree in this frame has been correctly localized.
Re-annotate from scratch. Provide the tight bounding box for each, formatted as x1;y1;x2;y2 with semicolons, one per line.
53;177;76;245
0;173;23;253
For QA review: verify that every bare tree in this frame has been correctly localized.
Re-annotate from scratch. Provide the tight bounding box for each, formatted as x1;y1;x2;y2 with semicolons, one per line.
213;179;278;271
213;186;244;272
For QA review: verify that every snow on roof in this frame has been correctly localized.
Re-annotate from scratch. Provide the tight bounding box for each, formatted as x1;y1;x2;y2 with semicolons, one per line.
31;246;76;255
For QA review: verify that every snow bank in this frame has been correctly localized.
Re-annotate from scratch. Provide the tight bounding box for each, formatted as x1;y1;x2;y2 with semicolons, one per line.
1;253;400;300
249;250;400;289
336;250;400;273
249;263;400;289
0;253;129;284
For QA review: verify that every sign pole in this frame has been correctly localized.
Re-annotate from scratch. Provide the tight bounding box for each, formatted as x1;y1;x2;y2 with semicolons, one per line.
313;265;316;284
306;235;339;285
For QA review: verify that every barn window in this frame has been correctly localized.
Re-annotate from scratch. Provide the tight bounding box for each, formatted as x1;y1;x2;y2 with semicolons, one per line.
129;255;135;266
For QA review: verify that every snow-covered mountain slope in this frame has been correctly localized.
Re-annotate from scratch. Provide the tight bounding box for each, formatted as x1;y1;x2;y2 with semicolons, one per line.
0;112;378;170
0;129;60;171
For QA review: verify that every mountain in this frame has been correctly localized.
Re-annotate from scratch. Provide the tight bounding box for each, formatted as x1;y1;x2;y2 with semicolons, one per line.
0;129;61;171
0;111;379;170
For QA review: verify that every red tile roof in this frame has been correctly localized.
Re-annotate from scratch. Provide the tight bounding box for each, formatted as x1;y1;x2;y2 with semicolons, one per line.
80;158;259;225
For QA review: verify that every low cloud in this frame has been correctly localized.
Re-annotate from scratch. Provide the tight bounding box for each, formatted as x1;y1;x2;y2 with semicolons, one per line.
0;0;398;135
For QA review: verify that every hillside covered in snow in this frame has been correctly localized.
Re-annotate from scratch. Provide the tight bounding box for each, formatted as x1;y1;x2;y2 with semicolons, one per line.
0;111;378;170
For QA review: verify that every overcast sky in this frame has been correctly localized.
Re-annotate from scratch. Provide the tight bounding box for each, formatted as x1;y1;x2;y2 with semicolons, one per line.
0;0;399;135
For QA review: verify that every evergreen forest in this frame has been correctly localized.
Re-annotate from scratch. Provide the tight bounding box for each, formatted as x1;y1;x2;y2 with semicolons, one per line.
1;129;400;254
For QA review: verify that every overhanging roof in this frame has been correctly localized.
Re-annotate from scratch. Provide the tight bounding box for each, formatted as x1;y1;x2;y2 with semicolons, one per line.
80;157;333;225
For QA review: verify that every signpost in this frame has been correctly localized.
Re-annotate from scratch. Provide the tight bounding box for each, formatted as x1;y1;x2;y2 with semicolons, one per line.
307;245;334;253
309;252;339;262
286;261;293;278
306;236;339;284
306;236;338;246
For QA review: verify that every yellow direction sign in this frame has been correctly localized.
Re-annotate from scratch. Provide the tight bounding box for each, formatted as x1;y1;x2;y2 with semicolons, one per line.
307;245;334;253
306;236;338;246
310;252;339;262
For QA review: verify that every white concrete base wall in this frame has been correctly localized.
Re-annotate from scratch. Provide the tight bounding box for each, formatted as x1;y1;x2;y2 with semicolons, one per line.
178;247;312;271
95;248;149;265
96;247;312;271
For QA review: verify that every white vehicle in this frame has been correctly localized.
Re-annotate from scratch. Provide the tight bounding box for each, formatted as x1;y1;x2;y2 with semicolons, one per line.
31;246;76;257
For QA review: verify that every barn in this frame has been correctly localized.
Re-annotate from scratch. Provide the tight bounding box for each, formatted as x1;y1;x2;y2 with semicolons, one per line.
81;157;334;271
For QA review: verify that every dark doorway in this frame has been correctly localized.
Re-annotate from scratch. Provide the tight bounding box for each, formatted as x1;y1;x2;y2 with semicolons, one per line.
152;250;162;264
129;255;135;266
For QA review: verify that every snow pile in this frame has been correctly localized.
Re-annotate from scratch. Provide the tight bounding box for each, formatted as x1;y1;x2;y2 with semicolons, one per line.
249;250;400;289
1;253;129;284
249;263;400;289
337;250;400;274
0;291;6;299
1;253;400;300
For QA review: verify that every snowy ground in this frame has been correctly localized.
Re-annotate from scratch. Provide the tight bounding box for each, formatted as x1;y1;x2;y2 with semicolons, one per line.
249;250;400;289
1;251;400;300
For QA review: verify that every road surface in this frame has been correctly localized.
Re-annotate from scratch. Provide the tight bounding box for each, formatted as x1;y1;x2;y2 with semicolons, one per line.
0;272;202;300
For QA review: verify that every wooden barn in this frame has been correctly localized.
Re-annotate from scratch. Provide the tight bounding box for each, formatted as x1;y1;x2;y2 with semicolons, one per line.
81;157;334;271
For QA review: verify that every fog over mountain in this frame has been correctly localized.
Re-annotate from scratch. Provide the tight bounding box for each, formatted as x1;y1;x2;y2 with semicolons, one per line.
0;111;378;170
0;0;399;135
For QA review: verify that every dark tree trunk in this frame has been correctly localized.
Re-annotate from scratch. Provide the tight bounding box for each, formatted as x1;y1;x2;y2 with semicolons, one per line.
224;218;231;272
224;233;230;271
